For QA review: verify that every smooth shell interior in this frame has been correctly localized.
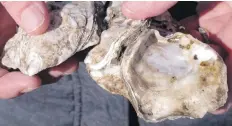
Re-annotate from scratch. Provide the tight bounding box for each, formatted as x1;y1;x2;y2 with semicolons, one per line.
121;30;227;121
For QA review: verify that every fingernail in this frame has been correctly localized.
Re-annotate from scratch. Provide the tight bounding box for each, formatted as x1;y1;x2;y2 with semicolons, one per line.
122;2;136;14
49;70;63;78
64;67;77;75
21;3;45;33
21;87;37;93
63;71;74;75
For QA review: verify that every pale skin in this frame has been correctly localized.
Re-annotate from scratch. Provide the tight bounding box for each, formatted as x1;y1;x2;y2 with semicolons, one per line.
0;1;231;114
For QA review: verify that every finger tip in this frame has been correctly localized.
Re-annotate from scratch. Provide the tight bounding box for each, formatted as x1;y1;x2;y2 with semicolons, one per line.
121;2;139;19
64;62;79;75
2;1;50;36
48;70;63;78
0;72;41;99
211;108;227;115
49;58;79;77
27;11;50;35
121;2;150;20
211;102;232;115
31;75;42;86
19;74;41;93
16;72;42;89
121;1;177;20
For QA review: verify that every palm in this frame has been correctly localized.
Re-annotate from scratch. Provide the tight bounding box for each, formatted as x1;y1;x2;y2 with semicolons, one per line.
197;2;232;51
180;2;232;114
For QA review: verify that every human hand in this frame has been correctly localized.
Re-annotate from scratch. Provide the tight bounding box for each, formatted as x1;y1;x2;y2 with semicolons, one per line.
122;1;232;114
0;2;78;99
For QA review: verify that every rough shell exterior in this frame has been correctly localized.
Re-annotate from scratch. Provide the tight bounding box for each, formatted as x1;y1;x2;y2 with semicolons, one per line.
84;2;228;122
1;1;228;123
1;1;100;76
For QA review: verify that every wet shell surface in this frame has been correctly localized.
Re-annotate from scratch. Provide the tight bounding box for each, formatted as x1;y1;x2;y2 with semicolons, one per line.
1;1;228;123
84;2;228;122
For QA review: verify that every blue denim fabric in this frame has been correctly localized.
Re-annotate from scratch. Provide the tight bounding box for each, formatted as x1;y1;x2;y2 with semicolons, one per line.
0;63;230;126
0;63;128;126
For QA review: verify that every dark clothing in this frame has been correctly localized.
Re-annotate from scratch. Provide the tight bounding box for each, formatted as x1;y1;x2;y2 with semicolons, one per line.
0;63;231;126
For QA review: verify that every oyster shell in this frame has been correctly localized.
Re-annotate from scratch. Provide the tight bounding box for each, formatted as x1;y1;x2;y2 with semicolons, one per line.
1;1;228;123
84;2;228;122
1;1;102;76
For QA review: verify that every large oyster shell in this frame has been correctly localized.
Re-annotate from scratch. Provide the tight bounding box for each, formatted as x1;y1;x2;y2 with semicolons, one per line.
1;1;228;123
84;2;228;122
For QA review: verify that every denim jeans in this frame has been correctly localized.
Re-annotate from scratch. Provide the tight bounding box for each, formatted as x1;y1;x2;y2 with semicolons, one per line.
0;63;230;126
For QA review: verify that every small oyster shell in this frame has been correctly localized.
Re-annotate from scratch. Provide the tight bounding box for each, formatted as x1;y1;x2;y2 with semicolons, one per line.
84;2;228;122
1;1;100;76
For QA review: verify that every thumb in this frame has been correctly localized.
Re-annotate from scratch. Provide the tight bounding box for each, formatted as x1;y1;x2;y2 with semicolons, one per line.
1;1;50;35
121;1;177;19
